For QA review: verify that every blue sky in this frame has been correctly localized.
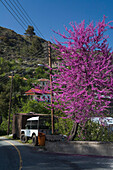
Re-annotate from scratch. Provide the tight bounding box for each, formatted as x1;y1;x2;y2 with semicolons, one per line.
0;0;113;49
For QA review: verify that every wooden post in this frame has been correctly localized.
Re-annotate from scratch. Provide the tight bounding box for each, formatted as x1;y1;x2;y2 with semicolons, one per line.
48;41;54;134
7;71;14;135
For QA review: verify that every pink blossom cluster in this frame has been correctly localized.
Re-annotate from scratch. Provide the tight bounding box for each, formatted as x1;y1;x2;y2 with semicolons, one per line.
52;16;113;125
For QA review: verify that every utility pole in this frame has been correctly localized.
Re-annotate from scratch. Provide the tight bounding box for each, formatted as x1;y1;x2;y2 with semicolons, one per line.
7;71;14;135
48;41;54;134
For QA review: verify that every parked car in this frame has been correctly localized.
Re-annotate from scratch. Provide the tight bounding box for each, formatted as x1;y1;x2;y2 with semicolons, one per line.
20;116;46;146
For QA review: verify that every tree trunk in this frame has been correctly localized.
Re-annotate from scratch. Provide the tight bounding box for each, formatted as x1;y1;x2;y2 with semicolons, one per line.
68;122;79;141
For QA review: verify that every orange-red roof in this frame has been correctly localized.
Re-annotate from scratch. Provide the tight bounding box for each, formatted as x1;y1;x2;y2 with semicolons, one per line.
25;88;50;95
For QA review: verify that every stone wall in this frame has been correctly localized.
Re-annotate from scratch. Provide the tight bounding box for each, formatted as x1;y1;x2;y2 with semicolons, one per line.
45;141;113;157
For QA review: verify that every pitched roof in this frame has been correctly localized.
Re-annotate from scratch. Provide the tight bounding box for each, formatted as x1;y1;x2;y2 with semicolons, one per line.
37;78;50;82
25;88;50;95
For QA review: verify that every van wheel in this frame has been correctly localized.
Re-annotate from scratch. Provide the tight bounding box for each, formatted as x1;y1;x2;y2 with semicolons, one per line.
20;134;27;143
32;135;38;146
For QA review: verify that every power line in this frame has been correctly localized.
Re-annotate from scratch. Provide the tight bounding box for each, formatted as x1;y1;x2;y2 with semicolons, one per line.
0;46;49;84
0;0;26;30
1;0;46;39
4;0;27;29
0;0;49;84
12;0;33;30
15;0;46;39
0;76;10;84
1;0;47;41
8;0;29;27
0;33;49;83
1;0;47;45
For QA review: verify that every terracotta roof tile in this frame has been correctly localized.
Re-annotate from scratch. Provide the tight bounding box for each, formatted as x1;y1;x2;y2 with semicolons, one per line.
25;88;50;95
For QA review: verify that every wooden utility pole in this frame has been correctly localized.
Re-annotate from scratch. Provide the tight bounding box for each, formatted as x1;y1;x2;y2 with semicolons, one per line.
48;41;54;134
7;71;14;135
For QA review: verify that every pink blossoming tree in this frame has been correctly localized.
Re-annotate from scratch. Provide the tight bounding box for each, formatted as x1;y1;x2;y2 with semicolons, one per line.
52;17;113;140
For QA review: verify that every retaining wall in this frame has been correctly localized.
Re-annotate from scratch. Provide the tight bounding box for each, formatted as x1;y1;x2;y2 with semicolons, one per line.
45;141;113;157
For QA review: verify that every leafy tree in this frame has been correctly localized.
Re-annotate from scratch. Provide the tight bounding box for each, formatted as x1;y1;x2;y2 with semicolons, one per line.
12;75;32;110
20;100;50;114
52;17;113;140
0;119;9;135
24;25;35;38
0;57;12;75
0;72;33;119
35;66;49;79
0;80;10;119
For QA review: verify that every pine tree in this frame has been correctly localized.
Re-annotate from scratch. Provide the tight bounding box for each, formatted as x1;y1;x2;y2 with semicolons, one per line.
25;25;35;38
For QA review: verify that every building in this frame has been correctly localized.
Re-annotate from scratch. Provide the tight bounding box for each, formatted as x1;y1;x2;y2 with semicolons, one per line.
25;78;51;102
25;87;51;102
37;78;50;87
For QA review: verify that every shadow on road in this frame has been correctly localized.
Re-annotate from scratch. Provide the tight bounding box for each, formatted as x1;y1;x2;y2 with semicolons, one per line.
0;137;113;170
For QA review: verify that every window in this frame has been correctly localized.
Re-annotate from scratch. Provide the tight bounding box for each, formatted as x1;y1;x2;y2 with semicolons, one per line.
37;95;40;99
26;120;39;129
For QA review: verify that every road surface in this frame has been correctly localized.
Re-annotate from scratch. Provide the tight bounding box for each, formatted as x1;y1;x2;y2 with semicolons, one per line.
0;136;113;170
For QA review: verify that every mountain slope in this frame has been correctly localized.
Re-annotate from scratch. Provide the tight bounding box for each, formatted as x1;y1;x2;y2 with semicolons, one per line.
0;26;50;68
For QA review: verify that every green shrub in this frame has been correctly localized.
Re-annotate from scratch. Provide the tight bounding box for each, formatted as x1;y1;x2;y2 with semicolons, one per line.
0;120;8;135
54;118;73;136
55;118;113;141
0;119;12;136
75;120;113;141
21;100;51;114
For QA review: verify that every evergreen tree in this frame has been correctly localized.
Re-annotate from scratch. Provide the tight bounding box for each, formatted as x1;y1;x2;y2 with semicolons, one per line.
25;25;35;38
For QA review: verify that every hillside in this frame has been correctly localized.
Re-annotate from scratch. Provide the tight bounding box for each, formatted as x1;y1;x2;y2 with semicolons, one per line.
0;26;55;70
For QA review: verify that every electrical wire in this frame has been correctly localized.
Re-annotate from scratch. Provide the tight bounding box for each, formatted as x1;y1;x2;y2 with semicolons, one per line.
8;0;29;27
0;0;50;84
1;0;49;42
1;0;46;40
0;0;25;30
1;0;48;59
0;46;49;84
4;0;27;28
0;35;49;82
15;0;46;39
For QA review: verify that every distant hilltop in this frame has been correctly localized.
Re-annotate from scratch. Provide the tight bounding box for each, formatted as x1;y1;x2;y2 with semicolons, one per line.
0;26;56;69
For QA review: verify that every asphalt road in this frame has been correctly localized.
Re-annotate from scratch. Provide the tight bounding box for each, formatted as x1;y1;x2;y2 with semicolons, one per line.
0;136;113;170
